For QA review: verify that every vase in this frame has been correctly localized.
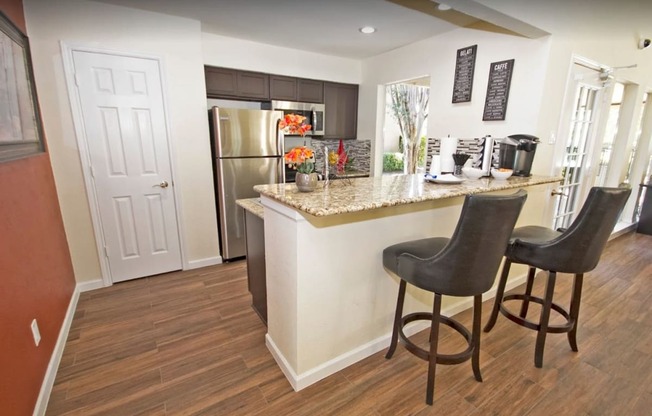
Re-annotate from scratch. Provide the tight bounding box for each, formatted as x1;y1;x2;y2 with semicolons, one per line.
295;172;318;192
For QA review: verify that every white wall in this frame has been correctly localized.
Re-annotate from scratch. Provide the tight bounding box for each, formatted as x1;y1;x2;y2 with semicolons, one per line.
202;33;361;84
359;27;551;176
474;0;652;184
24;0;219;283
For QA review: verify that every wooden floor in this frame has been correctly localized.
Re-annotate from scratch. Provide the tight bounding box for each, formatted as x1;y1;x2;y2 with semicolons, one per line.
47;232;652;415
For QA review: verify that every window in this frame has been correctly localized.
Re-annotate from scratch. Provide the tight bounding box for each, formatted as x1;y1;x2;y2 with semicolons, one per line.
0;11;44;162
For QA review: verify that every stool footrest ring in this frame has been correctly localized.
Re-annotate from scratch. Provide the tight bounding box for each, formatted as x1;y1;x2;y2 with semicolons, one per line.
499;293;574;333
398;312;474;365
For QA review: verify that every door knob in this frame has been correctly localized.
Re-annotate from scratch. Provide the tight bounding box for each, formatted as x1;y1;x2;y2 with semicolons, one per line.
551;189;566;197
153;180;169;188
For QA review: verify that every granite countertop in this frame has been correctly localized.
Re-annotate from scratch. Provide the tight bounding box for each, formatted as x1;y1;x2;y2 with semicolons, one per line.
254;174;562;217
236;198;264;219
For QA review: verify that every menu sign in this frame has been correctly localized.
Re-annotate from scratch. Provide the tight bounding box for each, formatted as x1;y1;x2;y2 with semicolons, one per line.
482;59;515;121
452;45;477;103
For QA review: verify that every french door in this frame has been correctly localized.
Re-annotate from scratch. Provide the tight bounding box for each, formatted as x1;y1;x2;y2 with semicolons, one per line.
551;62;608;229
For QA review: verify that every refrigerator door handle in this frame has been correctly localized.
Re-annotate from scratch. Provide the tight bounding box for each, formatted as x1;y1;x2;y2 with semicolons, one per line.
278;157;286;183
277;125;285;157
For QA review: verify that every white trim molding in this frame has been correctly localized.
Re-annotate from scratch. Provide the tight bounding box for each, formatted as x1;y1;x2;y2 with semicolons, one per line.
33;287;80;416
76;278;105;292
267;271;529;392
185;256;222;270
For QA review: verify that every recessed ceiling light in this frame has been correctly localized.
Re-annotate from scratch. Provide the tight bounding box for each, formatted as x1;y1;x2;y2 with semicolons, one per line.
438;3;452;11
359;26;376;34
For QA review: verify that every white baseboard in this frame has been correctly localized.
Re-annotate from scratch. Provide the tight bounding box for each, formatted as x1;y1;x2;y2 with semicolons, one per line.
77;278;105;292
33;286;80;416
267;272;529;392
185;256;222;270
610;222;636;240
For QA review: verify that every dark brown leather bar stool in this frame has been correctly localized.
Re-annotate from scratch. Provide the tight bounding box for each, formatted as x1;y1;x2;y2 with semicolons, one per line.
383;190;527;405
484;187;631;368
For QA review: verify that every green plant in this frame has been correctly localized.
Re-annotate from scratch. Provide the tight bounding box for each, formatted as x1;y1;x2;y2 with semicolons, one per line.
418;136;427;166
383;152;404;172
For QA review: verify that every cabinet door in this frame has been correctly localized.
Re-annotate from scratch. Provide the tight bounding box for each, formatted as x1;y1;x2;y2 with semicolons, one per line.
324;82;358;139
205;66;238;97
270;75;297;101
236;70;270;100
297;79;324;103
205;66;269;99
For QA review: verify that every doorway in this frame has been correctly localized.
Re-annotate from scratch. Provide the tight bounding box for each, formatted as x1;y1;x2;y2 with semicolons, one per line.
550;60;609;229
382;77;430;174
65;47;182;284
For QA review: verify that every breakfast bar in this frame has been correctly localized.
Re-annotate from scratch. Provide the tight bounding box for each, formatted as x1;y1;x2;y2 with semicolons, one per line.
253;174;561;391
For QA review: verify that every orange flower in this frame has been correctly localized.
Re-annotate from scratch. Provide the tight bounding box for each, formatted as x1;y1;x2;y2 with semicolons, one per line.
284;146;315;174
279;114;312;137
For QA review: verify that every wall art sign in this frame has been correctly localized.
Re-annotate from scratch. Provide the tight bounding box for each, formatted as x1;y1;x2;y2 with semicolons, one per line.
0;11;45;162
482;59;515;121
452;44;477;103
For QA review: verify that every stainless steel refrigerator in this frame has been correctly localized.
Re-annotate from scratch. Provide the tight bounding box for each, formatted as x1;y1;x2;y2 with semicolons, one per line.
211;107;284;260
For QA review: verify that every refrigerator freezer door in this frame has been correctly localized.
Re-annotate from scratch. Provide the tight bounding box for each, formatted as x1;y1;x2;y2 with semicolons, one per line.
213;108;283;158
216;156;283;260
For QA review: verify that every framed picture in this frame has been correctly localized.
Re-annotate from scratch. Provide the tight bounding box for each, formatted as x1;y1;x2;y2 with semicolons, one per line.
0;11;45;162
452;44;477;103
482;59;515;121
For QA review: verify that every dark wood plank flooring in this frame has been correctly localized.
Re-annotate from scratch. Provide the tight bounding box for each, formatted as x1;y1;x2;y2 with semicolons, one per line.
47;232;652;415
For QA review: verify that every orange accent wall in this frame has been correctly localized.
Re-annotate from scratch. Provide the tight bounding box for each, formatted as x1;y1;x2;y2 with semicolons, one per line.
0;0;76;414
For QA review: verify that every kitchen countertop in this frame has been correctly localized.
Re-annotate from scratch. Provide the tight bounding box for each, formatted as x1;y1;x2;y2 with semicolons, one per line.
254;174;562;217
236;198;264;219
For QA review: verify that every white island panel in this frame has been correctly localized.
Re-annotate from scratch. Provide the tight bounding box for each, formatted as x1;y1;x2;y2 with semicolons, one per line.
259;175;558;390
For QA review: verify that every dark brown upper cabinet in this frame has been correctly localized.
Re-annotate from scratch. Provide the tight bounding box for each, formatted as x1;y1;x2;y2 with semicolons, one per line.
270;75;297;101
205;66;269;100
297;79;324;103
270;76;324;103
324;82;358;140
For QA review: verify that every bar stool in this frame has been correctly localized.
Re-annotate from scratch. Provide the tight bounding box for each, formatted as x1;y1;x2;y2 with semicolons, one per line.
383;190;527;405
484;187;631;368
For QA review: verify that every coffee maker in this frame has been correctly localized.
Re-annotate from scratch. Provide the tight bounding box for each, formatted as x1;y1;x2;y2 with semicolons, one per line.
498;134;539;176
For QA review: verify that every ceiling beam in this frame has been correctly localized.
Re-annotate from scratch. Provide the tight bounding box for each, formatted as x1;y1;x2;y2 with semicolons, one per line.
388;0;550;39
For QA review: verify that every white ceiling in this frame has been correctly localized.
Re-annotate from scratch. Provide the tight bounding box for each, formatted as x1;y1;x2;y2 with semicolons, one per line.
93;0;471;59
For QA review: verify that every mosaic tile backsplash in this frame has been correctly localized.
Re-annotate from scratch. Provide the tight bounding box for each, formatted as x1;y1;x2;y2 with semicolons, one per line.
426;136;502;172
312;139;371;175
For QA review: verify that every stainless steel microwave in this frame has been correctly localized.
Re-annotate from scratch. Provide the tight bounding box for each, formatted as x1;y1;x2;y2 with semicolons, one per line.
264;100;325;136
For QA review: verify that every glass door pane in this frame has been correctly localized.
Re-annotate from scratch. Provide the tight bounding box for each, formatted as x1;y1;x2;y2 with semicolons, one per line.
594;83;625;187
553;83;601;229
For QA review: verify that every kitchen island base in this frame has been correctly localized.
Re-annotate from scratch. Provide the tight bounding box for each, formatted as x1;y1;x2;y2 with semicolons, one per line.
257;176;558;391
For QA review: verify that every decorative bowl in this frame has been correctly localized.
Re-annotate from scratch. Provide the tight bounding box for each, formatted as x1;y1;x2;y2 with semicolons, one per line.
491;168;513;180
462;167;484;180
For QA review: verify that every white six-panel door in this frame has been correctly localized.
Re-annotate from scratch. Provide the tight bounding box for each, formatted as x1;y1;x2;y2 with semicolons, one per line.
72;51;181;283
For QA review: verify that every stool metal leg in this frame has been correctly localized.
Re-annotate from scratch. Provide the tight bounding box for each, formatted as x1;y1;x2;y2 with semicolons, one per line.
484;259;512;332
386;280;407;359
519;267;537;318
535;270;557;368
426;293;442;405
567;273;584;352
471;294;483;382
